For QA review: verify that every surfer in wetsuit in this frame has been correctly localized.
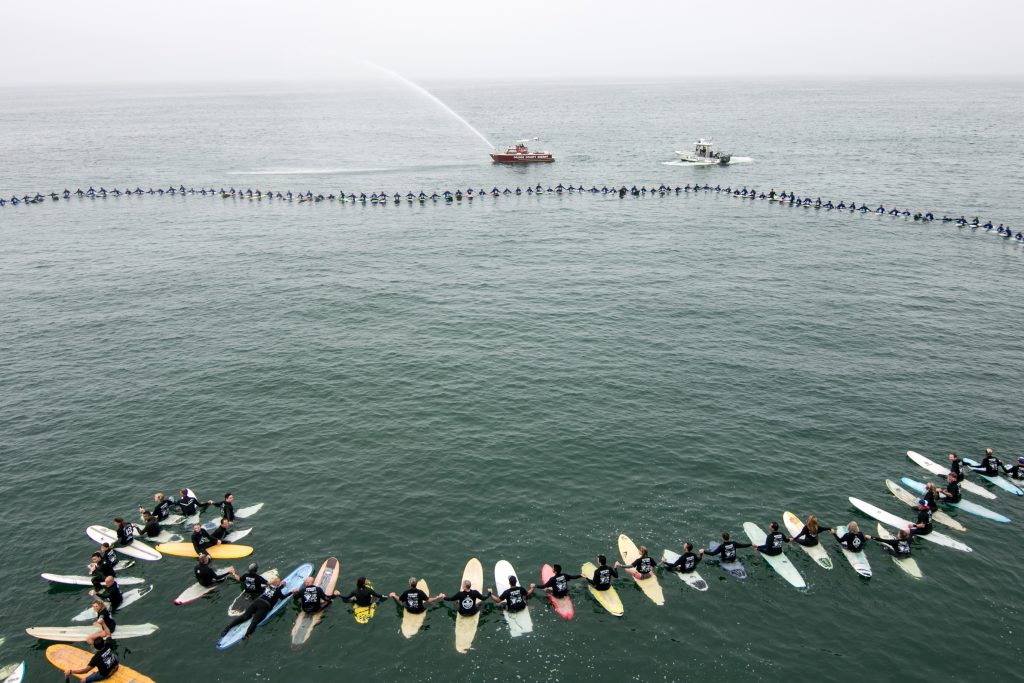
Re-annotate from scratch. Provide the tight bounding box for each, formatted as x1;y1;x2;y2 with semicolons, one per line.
389;577;441;614
831;521;870;550
907;501;932;537
615;545;656;579
234;563;268;601
873;529;912;558
208;493;236;521
221;576;289;640
64;636;119;681
89;576;123;611
210;518;234;543
88;552;114;591
133;511;161;539
970;448;1002;476
340;577;385;607
87;599;116;644
701;532;751;563
585;555;618;590
176;488;209;518
938;472;962;503
113;518;134;547
792;515;831;546
191;522;219;555
293;576;341;613
539;565;581;597
195;553;237;587
1001;456;1024;481
488;575;535;611
753;522;790;556
661;543;703;573
948;452;965;483
922;482;942;512
442;579;487;615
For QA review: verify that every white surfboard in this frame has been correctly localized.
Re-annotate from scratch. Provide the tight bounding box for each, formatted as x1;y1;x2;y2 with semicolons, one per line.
26;623;159;642
875;524;922;579
493;560;533;636
85;526;161;561
173;567;235;604
41;574;145;587
743;523;805;588
963;458;1024;495
833;524;872;577
848;497;972;552
900;477;1010;523
884;479;967;531
661;550;709;591
72;586;153;621
0;661;25;683
234;503;264;519
781;512;834;569
907;451;996;500
134;528;183;544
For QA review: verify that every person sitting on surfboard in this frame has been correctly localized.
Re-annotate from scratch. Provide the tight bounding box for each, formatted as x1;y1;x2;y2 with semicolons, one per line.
662;543;703;573
176;488;210;518
195;553;238;588
191;523;219;555
948;453;966;482
488;575;535;612
441;579;487;616
971;448;1002;477
88;552;115;591
89;576;123;612
221;577;289;640
1001;456;1024;481
234;563;268;600
539;565;581;598
63;636;118;682
922;482;942;512
873;529;912;558
340;577;385;608
753;522;790;556
210;518;235;544
293;576;341;613
831;521;870;551
792;516;831;547
908;500;933;537
615;545;656;579
133;511;161;539
112;518;135;548
938;473;963;504
389;578;441;614
86;599;115;645
702;533;751;563
208;493;236;521
139;492;171;521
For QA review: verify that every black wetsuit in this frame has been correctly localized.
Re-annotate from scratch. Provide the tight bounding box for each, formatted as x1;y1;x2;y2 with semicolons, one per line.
87;645;119;679
664;552;701;573
115;524;134;546
194;562;228;588
295;585;331;613
210;525;232;543
756;531;788;556
136;519;161;538
909;508;932;536
628;556;656;577
972;456;1001;477
793;525;831;547
223;584;288;637
96;581;123;611
949;457;965;483
341;586;384;607
445;589;485;616
399;588;430;613
96;607;116;634
540;572;580;598
176;494;208;517
875;536;912;558
587;564;618;590
924;489;941;513
837;530;867;552
150;499;172;521
941;480;962;503
705;540;751;562
212;500;236;521
498;585;530;612
191;528;216;555
1002;463;1024;481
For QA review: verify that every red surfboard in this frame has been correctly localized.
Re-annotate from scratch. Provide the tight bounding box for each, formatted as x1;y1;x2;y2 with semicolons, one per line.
540;564;574;619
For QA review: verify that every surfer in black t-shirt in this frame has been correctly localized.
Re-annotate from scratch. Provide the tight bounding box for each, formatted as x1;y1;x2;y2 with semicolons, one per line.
539;565;581;598
970;448;1001;477
585;555;618;591
442;580;487;615
235;563;268;598
64;637;119;680
908;500;933;536
873;529;913;558
133;511;162;538
702;532;751;562
86;600;116;645
221;577;289;639
488;575;535;612
195;553;238;587
616;545;656;579
389;577;441;614
139;492;172;521
947;452;965;482
89;576;123;611
792;515;831;547
754;522;790;556
113;518;134;546
831;521;870;551
292;576;341;613
1002;456;1024;481
662;543;704;572
939;473;963;503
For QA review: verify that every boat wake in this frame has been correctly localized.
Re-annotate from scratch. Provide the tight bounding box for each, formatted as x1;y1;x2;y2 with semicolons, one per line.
661;157;754;167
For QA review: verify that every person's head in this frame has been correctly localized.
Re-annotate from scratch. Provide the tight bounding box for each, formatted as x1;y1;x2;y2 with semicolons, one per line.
93;636;106;651
219;518;231;529
304;577;314;587
918;498;929;509
91;599;105;613
180;488;189;497
638;546;649;558
848;521;860;533
597;554;607;566
198;553;210;565
948;452;957;461
508;576;518;587
461;579;472;590
1017;456;1024;466
142;511;152;520
224;493;233;502
897;529;909;540
104;576;115;587
552;564;562;574
926;482;937;492
193;523;202;532
154;492;164;502
269;576;282;587
408;577;418;588
722;532;731;541
947;473;956;482
807;515;819;534
100;543;111;552
986;448;993;456
769;522;779;532
683;542;693;552
114;517;124;526
356;576;367;589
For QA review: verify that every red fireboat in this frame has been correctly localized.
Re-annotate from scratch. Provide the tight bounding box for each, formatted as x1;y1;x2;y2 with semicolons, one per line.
490;140;554;163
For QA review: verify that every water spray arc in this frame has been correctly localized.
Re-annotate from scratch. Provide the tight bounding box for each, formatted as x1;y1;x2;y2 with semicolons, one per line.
354;59;494;150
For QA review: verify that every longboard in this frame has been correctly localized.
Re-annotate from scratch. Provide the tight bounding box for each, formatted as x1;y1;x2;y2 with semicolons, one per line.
885;479;967;531
963;458;1024;495
227;569;278;616
540;564;575;618
617;534;665;605
848;497;972;552
660;550;709;590
134;528;183;544
291;557;340;646
900;477;1010;523
580;562;623;616
706;542;748;579
173;567;236;604
742;522;806;588
781;512;834;569
494;560;533;636
155;542;253;559
85;527;161;561
72;586;153;621
217;563;314;649
41;574;145;587
27;623;158;642
45;644;154;683
833;525;872;578
0;662;24;683
353;583;378;625
907;451;996;500
234;503;264;519
401;579;430;638
455;558;484;653
875;524;922;579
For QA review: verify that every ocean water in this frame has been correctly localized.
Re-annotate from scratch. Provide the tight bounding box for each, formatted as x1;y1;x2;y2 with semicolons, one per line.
1;79;1023;682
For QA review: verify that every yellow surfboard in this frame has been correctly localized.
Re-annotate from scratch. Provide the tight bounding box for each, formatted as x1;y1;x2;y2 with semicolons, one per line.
618;534;665;606
580;562;623;616
46;644;155;683
401;579;429;639
155;542;253;559
454;558;484;653
353;580;378;624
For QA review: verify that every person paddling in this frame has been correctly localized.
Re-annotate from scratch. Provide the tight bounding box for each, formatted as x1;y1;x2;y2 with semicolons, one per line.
661;543;703;573
388;577;442;615
539;564;581;598
615;545;656;579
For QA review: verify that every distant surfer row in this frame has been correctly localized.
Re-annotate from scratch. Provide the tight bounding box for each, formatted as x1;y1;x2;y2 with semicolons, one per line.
15;446;1022;682
2;184;1020;242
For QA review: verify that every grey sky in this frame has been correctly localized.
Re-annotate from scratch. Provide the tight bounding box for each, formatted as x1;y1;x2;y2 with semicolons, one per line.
2;0;1021;85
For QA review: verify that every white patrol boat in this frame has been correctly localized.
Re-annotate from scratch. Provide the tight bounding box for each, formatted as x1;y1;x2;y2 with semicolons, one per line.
675;139;731;165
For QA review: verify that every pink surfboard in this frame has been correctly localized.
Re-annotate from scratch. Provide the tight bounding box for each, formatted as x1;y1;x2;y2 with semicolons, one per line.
540;564;574;619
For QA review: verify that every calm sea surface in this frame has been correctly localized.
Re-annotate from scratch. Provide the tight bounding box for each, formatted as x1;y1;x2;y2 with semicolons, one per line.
1;79;1023;682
